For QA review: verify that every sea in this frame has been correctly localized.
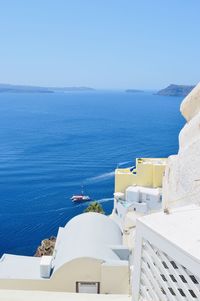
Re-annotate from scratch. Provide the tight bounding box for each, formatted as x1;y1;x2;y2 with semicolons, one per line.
0;91;185;256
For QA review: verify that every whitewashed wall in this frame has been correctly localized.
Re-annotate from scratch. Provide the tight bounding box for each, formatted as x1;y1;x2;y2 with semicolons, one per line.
163;83;200;209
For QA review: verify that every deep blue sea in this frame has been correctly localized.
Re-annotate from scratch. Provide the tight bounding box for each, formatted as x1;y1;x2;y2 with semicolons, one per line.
0;91;184;256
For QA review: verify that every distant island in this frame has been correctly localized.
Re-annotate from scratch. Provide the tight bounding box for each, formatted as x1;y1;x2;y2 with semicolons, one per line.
125;89;143;93
0;84;94;93
156;84;195;97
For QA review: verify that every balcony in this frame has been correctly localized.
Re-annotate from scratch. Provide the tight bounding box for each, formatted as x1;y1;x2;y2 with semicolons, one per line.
132;204;200;301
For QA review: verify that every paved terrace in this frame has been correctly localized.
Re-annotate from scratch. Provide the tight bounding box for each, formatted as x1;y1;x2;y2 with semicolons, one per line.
0;290;131;301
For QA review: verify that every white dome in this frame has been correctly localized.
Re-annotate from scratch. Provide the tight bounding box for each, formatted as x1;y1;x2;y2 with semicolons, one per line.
53;212;122;272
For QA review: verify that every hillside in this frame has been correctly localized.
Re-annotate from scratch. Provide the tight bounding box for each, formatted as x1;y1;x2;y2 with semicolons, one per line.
0;84;94;93
156;84;195;97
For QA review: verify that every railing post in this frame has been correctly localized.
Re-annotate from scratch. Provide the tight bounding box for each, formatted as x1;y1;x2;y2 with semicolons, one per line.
132;220;143;301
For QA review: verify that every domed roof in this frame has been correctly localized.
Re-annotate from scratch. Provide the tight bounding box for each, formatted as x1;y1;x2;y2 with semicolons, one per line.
53;212;122;272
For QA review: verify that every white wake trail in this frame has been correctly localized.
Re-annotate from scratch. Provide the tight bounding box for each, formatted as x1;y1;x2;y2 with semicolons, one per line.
85;171;115;183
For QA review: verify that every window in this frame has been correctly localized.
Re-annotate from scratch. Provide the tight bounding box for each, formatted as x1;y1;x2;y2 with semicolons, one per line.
76;282;100;294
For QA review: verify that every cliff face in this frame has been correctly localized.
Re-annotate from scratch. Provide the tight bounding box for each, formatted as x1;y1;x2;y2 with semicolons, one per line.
34;236;56;257
162;83;200;208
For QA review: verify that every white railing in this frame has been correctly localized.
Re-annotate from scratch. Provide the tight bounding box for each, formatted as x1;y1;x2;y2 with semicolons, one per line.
132;222;200;301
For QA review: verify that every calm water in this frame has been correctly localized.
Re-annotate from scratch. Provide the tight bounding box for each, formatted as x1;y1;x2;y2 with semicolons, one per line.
0;91;184;256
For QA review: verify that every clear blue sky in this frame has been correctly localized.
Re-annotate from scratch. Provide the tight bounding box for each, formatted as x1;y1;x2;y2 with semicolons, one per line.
0;0;199;89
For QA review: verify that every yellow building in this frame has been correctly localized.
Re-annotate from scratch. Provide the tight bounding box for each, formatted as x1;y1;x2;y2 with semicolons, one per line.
115;158;167;193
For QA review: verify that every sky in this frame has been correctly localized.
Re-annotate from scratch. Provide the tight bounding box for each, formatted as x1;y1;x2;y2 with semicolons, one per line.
0;0;199;89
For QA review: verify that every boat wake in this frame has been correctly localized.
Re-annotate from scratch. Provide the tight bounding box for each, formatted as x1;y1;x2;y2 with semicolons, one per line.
96;197;113;204
117;160;132;166
0;197;113;217
85;171;115;184
84;162;132;184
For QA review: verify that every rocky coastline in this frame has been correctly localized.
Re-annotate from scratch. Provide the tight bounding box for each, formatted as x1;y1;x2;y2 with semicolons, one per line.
34;236;56;257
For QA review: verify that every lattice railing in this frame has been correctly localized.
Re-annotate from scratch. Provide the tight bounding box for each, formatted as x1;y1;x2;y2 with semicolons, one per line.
139;240;200;301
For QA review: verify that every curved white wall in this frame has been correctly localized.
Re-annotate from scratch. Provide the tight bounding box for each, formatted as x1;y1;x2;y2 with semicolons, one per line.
163;83;200;208
54;212;122;272
181;83;200;122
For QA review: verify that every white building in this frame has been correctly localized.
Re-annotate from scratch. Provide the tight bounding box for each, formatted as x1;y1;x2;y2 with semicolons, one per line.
112;186;162;231
0;212;130;295
132;84;200;301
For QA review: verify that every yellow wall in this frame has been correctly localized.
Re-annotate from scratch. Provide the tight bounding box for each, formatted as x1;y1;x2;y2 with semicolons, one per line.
0;258;129;295
101;263;130;295
136;163;153;187
52;258;101;292
115;158;166;193
115;172;137;193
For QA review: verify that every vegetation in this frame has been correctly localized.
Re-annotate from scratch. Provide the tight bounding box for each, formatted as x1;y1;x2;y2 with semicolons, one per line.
84;201;105;214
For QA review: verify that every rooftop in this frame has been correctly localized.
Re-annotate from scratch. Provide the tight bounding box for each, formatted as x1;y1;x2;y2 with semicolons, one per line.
0;254;42;280
53;212;123;272
116;158;167;175
0;212;125;280
138;204;200;264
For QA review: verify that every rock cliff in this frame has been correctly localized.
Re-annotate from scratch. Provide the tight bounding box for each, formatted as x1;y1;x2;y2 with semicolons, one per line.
34;236;56;257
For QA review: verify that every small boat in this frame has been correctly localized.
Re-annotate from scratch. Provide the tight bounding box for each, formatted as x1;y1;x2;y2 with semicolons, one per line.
71;195;91;203
71;186;91;203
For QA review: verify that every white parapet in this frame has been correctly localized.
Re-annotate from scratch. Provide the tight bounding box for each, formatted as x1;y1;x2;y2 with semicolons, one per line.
126;187;139;203
40;255;53;278
129;202;148;214
114;192;125;201
132;205;200;301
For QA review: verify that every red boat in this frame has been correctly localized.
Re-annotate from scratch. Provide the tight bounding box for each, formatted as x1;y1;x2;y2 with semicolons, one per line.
71;195;91;203
71;187;91;203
